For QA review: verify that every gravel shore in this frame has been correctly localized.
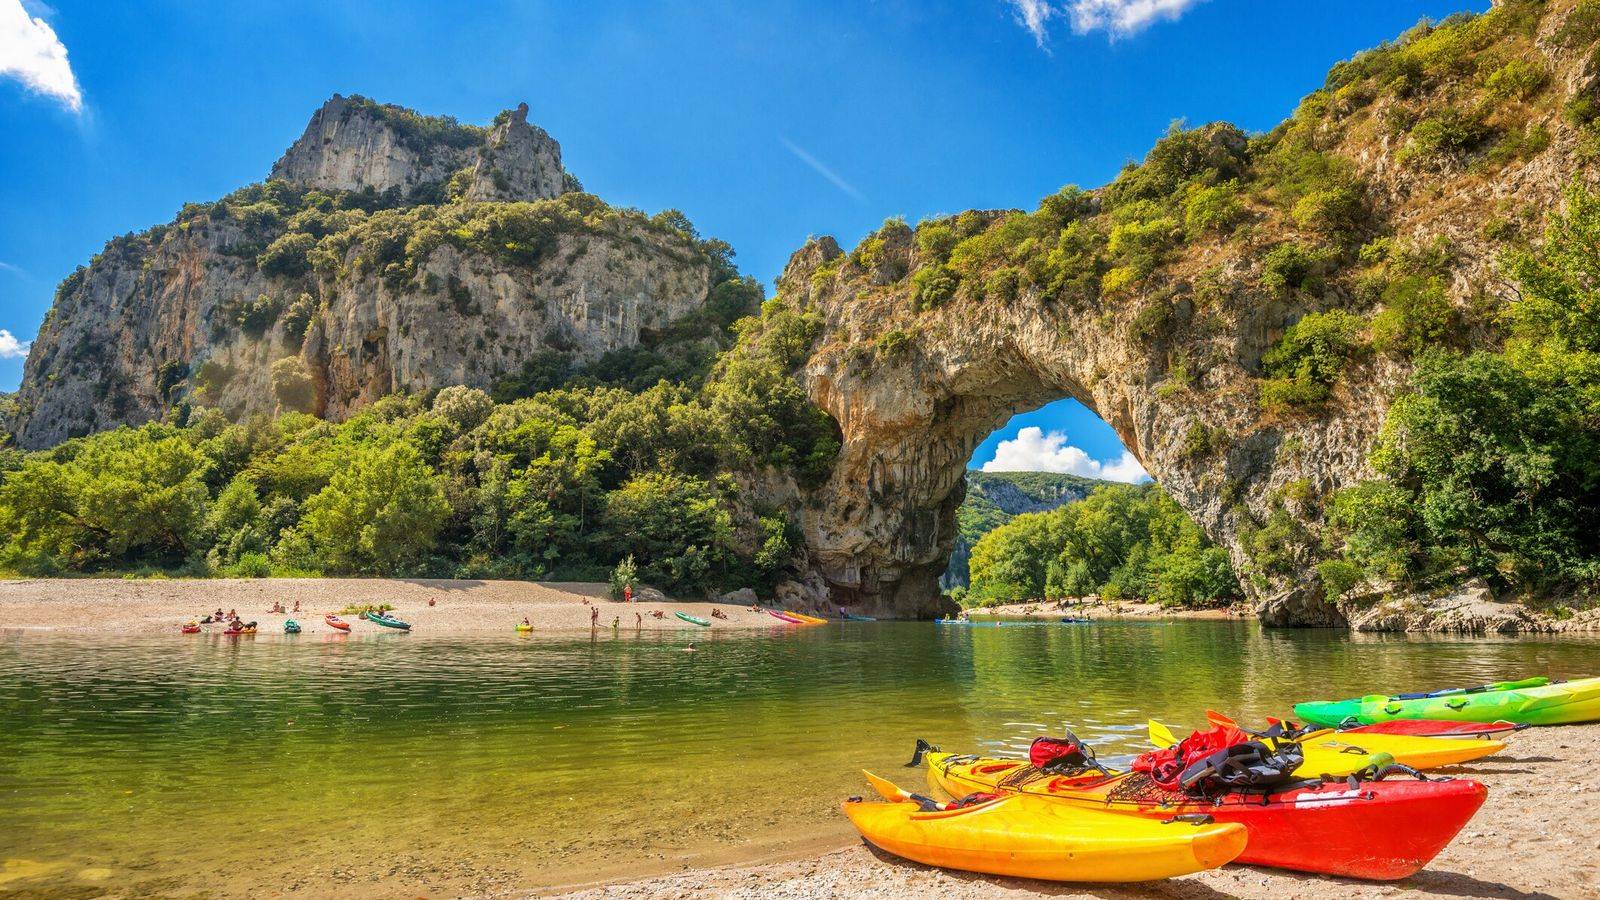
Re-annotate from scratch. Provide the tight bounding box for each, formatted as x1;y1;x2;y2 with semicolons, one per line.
0;577;785;635
551;723;1600;899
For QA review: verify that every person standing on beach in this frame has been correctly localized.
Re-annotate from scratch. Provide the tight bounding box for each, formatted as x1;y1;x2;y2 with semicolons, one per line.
635;612;642;629
591;606;599;627
624;584;633;603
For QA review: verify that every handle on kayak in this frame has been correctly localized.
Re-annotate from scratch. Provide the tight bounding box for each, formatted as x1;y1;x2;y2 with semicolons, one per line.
1383;702;1403;715
1444;697;1469;710
1163;813;1216;826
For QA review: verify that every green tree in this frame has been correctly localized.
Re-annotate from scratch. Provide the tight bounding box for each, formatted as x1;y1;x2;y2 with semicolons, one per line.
292;440;449;574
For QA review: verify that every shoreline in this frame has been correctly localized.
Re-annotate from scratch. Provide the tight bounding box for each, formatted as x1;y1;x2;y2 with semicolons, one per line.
552;722;1600;899
0;577;795;635
967;597;1247;622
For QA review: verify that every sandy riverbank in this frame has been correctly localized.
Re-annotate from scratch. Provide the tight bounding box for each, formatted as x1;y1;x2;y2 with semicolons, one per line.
555;722;1600;899
0;577;793;635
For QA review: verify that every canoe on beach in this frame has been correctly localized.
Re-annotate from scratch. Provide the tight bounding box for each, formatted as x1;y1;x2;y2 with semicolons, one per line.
1295;676;1600;727
675;612;711;627
843;771;1246;882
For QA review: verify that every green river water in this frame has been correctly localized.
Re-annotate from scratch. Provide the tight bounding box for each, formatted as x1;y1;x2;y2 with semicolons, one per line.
3;620;1599;896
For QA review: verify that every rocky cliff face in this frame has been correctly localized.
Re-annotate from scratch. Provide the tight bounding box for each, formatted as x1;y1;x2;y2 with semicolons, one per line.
776;0;1600;621
270;95;571;203
11;99;713;448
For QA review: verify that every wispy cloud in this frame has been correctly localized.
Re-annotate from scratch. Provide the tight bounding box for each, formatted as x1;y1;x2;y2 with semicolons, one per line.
981;426;1149;483
1004;0;1204;46
0;0;83;112
1068;0;1204;36
1004;0;1057;47
0;329;31;360
0;261;24;277
780;137;865;203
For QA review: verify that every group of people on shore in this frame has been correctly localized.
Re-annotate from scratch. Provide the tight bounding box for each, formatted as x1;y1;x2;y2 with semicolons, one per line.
193;607;257;631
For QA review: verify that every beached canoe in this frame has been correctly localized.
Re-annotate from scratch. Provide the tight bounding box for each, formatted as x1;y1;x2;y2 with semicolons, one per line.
844;771;1246;882
841;612;877;621
515;623;533;632
766;610;802;624
180;624;202;634
1294;676;1600;728
366;613;411;631
787;612;829;625
675;612;711;627
924;751;1484;880
325;614;351;632
1147;719;1504;775
283;619;301;634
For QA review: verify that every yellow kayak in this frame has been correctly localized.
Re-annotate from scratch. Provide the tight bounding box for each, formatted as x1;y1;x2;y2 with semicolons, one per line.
842;772;1246;882
1147;720;1504;776
787;612;830;625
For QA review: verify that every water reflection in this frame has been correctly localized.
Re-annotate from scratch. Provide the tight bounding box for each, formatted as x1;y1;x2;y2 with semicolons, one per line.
1;622;1596;894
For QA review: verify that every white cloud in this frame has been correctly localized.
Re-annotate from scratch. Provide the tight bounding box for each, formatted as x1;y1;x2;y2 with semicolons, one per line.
780;137;865;202
1004;0;1058;47
981;426;1149;483
1004;0;1203;44
0;329;30;359
1067;0;1204;36
0;0;82;112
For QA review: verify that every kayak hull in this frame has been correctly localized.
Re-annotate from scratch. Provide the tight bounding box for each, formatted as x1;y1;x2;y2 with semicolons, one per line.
926;753;1485;880
842;793;1246;882
674;612;711;627
766;610;802;624
1296;676;1600;727
1345;719;1522;739
1151;720;1503;775
324;615;351;632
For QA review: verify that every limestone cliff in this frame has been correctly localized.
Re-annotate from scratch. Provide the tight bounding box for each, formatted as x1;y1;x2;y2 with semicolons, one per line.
11;98;716;448
777;0;1600;622
269;95;572;203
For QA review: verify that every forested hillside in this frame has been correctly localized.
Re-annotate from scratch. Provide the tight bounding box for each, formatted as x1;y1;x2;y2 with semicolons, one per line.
941;471;1101;588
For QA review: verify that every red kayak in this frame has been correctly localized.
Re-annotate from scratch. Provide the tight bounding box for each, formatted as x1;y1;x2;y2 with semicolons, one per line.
325;615;351;632
766;610;802;624
180;625;201;634
1343;719;1523;739
929;754;1487;880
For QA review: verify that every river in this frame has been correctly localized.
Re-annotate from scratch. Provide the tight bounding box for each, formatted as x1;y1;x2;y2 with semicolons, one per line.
3;620;1598;895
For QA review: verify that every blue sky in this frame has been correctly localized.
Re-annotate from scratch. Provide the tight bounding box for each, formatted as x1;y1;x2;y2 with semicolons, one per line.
1;0;1487;474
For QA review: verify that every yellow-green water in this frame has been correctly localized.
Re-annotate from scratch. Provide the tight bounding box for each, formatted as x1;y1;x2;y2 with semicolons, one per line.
2;621;1598;896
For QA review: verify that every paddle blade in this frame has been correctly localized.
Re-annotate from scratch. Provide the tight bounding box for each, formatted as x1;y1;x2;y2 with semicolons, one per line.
863;771;909;802
1148;719;1179;749
1205;709;1239;728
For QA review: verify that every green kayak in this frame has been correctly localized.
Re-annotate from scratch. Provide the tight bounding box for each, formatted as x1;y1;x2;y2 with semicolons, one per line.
1295;675;1600;728
674;612;711;627
363;612;412;631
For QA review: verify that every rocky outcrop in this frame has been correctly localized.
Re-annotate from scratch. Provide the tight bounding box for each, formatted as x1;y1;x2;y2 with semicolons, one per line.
270;95;569;203
1346;579;1557;635
10;100;713;448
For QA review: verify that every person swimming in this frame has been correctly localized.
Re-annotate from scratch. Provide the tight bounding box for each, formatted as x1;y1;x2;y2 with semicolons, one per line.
684;642;697;652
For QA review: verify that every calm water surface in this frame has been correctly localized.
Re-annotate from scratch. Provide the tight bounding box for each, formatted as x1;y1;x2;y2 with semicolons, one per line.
3;620;1599;895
